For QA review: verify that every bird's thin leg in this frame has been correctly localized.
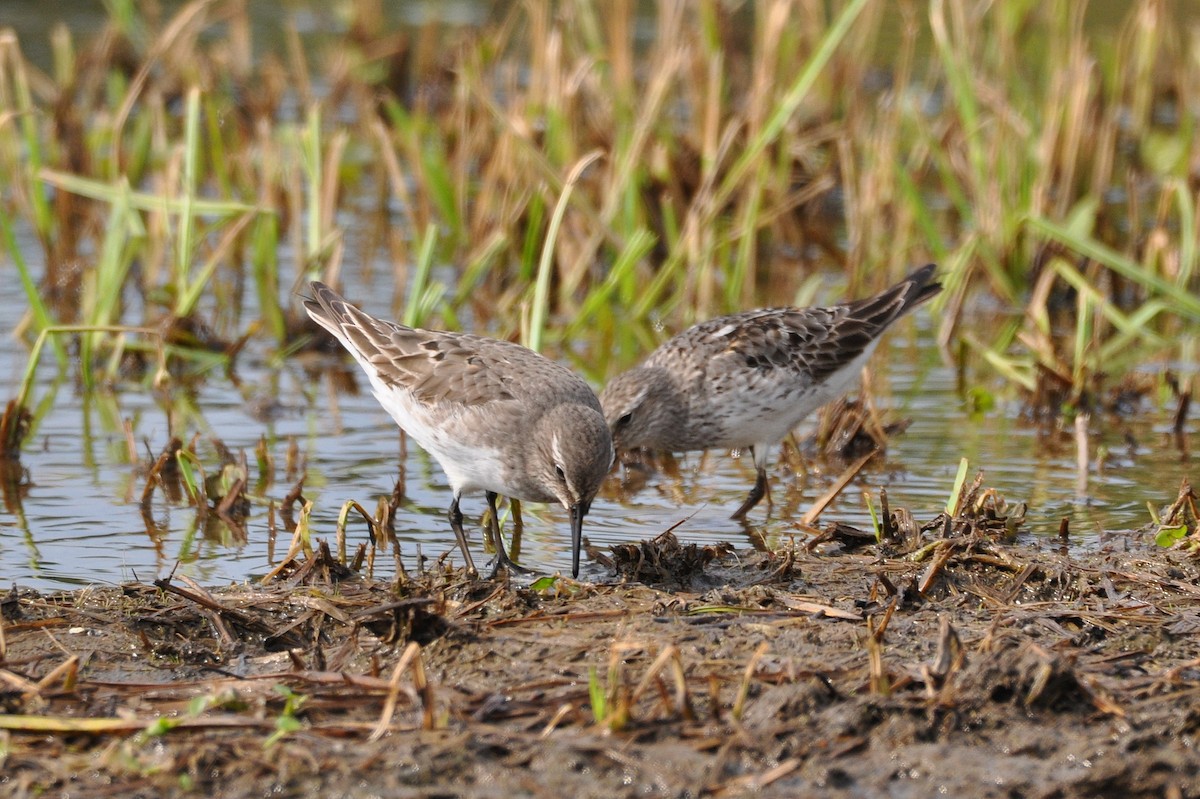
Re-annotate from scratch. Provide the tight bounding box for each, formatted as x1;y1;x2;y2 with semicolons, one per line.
484;491;533;578
762;461;775;516
731;446;769;520
447;495;478;577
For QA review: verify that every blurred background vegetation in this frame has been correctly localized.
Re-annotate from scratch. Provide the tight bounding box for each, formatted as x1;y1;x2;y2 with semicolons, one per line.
2;0;1198;425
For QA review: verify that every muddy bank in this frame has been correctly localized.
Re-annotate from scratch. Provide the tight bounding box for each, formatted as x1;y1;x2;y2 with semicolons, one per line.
2;505;1199;798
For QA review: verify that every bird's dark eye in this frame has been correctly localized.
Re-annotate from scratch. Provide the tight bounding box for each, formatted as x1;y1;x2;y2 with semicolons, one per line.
616;412;633;428
555;465;566;481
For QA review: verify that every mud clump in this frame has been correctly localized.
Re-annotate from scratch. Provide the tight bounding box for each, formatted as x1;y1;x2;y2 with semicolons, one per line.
588;529;736;587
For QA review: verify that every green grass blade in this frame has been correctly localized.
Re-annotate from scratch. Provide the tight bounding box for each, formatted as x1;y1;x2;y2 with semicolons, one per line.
1172;179;1196;285
39;169;263;216
587;666;607;724
176;86;200;303
8;33;53;237
1027;215;1200;321
0;209;67;368
566;228;657;340
708;0;871;214
403;223;442;328
946;457;970;516
302;104;322;266
527;150;603;352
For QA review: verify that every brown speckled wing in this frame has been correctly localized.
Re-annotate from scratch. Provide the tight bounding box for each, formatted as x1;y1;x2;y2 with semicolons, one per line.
719;308;871;382
305;282;517;408
694;264;940;383
382;333;520;406
348;314;517;407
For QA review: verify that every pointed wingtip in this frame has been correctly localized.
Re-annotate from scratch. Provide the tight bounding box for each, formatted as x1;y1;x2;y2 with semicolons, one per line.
306;281;338;305
903;263;942;307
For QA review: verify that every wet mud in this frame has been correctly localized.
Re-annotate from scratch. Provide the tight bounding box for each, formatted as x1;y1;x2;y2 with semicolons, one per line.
2;493;1199;798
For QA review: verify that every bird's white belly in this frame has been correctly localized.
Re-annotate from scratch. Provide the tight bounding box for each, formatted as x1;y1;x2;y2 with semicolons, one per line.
369;383;509;496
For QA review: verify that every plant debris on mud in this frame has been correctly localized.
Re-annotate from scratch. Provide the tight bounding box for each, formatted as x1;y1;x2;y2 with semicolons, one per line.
3;489;1200;799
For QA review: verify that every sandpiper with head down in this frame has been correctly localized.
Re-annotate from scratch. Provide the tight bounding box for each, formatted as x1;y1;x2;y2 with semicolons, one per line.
305;282;613;578
600;264;941;519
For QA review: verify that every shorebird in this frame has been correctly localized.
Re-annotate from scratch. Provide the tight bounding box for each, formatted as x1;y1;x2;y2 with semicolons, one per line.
304;282;613;578
600;264;941;518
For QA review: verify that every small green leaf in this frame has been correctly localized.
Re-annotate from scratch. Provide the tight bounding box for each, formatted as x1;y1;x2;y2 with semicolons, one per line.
1155;525;1188;548
966;386;995;416
264;715;303;748
140;716;178;739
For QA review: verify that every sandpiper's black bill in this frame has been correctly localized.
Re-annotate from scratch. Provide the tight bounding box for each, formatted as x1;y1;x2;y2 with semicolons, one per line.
570;502;587;578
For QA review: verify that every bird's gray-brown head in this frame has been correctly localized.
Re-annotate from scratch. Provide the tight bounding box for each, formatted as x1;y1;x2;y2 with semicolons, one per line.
600;366;686;454
528;403;614;578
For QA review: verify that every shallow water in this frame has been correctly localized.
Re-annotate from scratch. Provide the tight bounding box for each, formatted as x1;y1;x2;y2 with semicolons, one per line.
3;0;1196;591
2;251;1191;590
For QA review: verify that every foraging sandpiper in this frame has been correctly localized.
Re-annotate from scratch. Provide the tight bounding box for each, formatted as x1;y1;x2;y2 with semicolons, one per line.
305;282;613;578
600;264;941;518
